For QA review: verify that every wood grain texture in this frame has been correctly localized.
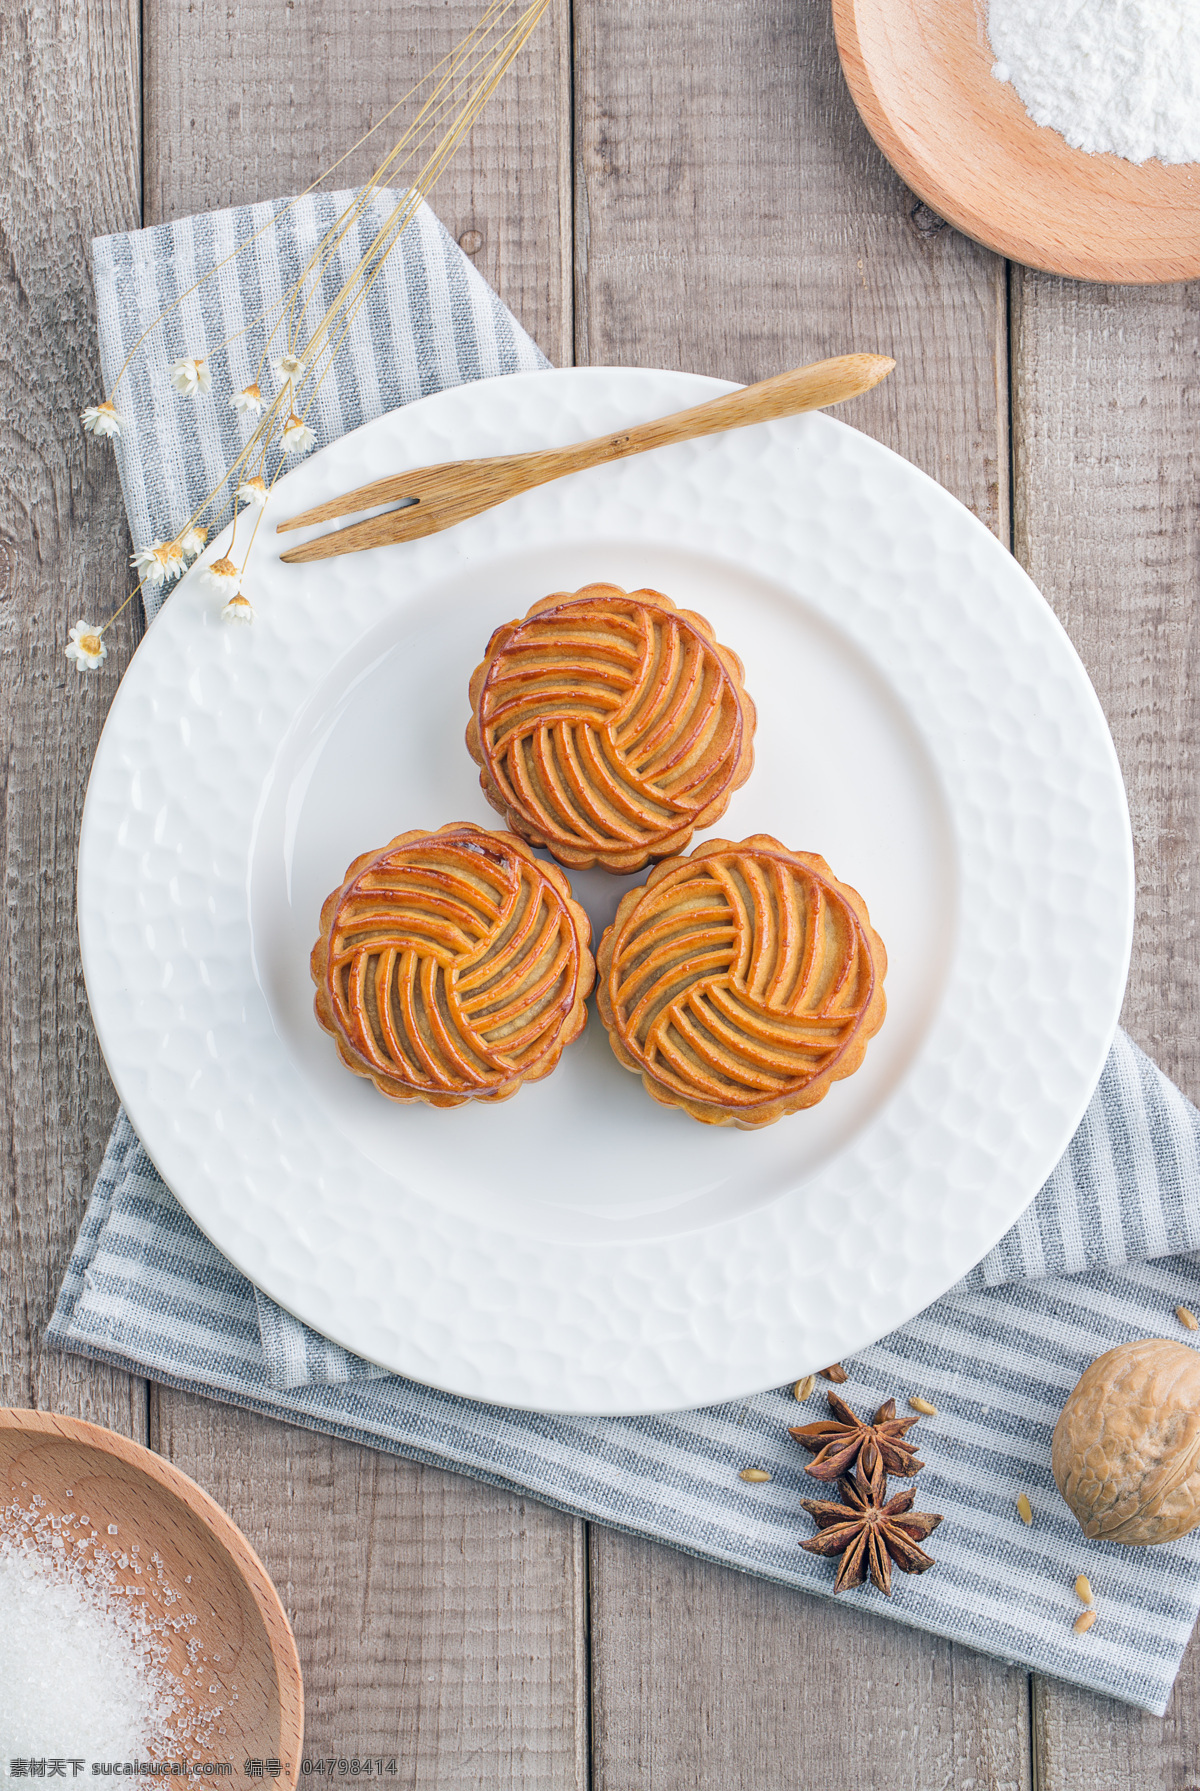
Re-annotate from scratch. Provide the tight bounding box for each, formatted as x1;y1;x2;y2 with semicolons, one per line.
151;1392;588;1781
0;1407;305;1773
141;0;585;1772
573;0;1008;537
832;0;1200;284
1011;275;1200;1786
1033;1660;1200;1791
574;1;1027;1782
1011;278;1200;1105
143;0;573;367
590;1532;1030;1791
0;0;146;1441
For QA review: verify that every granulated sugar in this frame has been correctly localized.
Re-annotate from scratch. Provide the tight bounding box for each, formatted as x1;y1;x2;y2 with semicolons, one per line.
0;1548;178;1759
0;1491;233;1767
988;0;1200;165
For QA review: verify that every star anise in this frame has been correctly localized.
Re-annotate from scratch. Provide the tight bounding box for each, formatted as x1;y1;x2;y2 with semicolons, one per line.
789;1392;924;1484
799;1459;943;1595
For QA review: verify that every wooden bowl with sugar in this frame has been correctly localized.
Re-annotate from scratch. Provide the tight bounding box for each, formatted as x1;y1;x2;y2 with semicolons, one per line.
833;0;1200;283
0;1408;303;1777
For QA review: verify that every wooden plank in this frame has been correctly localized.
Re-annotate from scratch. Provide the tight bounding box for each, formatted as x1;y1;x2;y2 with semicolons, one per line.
1011;275;1200;1785
0;0;146;1442
591;1533;1029;1791
1010;277;1200;1103
1033;1654;1200;1791
140;0;584;1774
574;2;1028;1784
573;0;1008;533
144;0;573;366
153;1391;589;1780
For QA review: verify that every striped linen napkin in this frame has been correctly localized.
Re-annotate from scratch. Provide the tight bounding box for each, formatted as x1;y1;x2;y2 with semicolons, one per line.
51;188;1200;1715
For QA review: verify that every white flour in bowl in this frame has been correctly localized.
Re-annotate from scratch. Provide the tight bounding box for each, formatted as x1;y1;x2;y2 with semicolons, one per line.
988;0;1200;165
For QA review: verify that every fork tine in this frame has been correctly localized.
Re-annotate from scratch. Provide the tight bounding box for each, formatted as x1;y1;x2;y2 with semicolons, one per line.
275;471;416;534
277;500;440;563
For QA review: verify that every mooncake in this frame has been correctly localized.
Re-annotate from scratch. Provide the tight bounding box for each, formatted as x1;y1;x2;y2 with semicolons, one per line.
311;822;594;1107
596;835;886;1127
466;583;755;874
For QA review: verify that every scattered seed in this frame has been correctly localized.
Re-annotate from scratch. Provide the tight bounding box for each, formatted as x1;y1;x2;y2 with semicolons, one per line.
1177;1305;1199;1331
792;1375;816;1402
739;1468;772;1483
819;1363;849;1384
909;1396;938;1416
1074;1609;1097;1635
1017;1493;1033;1526
1075;1575;1094;1605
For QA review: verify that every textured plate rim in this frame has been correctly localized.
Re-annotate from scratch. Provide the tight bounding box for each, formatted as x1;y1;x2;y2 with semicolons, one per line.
77;366;1134;1414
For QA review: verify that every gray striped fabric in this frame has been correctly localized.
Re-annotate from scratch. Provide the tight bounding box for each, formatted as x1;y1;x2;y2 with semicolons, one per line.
91;188;546;621
54;190;1200;1714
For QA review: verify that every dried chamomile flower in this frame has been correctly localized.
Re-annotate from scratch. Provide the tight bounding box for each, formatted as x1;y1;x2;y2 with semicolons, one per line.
281;413;315;454
130;541;185;587
237;476;269;509
202;556;241;596
272;352;307;384
230;383;264;417
81;399;123;439
168;356;212;397
65;621;107;671
130;545;165;587
180;525;207;560
221;593;255;624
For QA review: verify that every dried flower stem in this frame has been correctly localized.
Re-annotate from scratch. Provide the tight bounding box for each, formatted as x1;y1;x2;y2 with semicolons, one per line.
105;0;523;398
299;7;550;417
97;381;293;637
277;9;526;358
82;0;550;653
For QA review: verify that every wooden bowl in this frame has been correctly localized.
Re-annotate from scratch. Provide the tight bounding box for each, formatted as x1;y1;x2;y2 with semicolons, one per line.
832;0;1200;283
0;1409;303;1778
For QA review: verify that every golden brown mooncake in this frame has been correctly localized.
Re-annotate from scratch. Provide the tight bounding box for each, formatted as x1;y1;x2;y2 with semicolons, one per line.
311;822;594;1107
596;835;887;1128
465;583;756;874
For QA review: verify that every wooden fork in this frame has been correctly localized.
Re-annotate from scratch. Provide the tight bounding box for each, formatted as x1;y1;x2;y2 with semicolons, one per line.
275;352;895;562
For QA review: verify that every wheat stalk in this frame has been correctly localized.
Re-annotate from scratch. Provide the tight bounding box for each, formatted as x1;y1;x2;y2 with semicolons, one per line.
68;0;550;668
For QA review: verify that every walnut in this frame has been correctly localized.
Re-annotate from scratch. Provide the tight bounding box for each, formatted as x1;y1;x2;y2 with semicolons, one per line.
1051;1338;1200;1545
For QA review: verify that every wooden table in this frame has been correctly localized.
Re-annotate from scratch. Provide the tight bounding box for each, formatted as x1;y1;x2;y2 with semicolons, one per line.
4;0;1199;1781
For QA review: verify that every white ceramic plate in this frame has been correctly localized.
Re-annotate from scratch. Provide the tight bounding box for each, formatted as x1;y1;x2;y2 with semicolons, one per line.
78;367;1133;1415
